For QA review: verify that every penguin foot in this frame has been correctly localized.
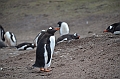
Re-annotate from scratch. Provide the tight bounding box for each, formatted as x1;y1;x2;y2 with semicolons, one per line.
40;68;44;71
40;68;52;72
44;68;52;72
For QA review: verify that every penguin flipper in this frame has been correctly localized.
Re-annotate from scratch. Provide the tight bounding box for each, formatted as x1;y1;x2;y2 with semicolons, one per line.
46;44;51;64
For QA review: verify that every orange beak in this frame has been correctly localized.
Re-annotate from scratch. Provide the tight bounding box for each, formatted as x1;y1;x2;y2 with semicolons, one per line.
55;27;60;30
78;36;80;39
103;30;108;32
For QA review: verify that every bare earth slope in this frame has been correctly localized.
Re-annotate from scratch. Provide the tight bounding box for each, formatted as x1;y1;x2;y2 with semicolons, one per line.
0;33;120;79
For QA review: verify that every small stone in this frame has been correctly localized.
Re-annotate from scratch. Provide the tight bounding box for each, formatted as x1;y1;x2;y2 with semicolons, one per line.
0;68;3;70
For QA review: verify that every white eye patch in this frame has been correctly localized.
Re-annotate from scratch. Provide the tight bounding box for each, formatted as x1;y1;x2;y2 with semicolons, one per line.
109;26;113;29
74;33;77;36
49;27;52;29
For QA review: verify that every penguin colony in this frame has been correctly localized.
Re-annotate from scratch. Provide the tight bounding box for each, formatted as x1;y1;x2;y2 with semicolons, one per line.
0;22;120;72
0;25;35;50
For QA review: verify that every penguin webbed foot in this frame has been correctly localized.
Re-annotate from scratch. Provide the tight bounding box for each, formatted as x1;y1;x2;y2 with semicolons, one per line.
44;68;52;72
40;68;52;72
40;68;45;71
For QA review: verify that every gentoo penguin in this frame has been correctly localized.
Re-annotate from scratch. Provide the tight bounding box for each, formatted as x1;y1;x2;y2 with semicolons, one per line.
104;22;120;35
15;42;35;50
56;33;80;43
0;25;5;41
4;31;17;47
33;27;59;72
57;21;69;36
33;30;46;47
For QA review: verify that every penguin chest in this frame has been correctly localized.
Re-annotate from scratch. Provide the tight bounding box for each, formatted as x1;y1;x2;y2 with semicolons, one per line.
60;26;69;36
43;36;55;68
44;36;55;54
49;36;55;53
114;31;120;35
4;32;17;46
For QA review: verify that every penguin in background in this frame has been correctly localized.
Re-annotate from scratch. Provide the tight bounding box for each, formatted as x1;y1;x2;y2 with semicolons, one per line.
33;30;46;47
33;27;59;72
0;25;5;42
4;31;17;47
15;42;35;50
56;33;80;44
103;22;120;35
57;21;69;36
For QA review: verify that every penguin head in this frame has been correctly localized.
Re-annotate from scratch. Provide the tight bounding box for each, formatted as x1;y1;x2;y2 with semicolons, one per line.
57;21;68;28
104;22;120;33
104;25;115;33
47;27;59;35
29;43;36;48
31;43;36;47
73;33;80;39
57;21;62;27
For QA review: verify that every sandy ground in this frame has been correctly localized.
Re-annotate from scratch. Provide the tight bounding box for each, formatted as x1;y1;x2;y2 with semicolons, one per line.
0;0;120;79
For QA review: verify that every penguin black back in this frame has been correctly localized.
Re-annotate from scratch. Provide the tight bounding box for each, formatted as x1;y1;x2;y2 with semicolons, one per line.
37;30;46;45
33;30;46;47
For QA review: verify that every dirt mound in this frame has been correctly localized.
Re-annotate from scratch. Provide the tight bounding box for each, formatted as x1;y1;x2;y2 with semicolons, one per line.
0;33;120;79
